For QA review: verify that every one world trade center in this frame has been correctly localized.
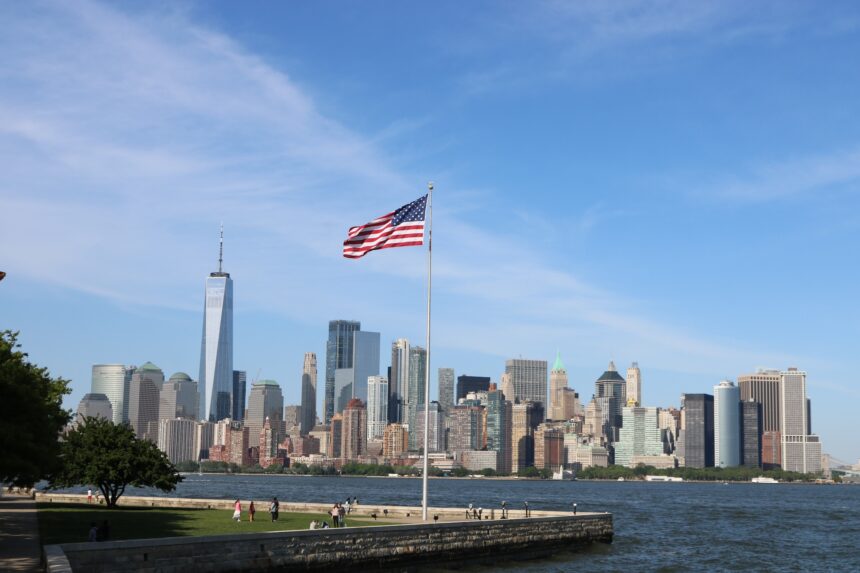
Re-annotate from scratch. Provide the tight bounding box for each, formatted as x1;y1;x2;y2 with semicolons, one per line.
199;226;233;421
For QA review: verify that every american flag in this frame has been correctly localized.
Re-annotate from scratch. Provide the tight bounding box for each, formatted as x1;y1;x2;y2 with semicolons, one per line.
343;194;427;259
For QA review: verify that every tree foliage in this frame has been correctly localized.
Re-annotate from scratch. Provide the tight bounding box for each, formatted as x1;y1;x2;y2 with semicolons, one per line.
0;330;71;487
49;417;182;507
577;464;815;482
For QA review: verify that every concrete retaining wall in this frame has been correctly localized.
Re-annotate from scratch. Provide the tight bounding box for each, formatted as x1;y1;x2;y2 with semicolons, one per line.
46;514;612;572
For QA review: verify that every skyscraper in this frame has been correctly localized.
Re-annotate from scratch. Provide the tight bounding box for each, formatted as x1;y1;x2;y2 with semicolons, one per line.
779;369;821;474
511;402;538;473
157;418;197;463
128;362;164;441
549;353;568;421
626;362;642;407
714;380;741;468
738;369;780;432
341;398;367;460
485;386;508;469
199;228;233;422
300;353;317;434
505;359;548;419
159;373;199;420
413;401;443;453
351;331;380;404
389;338;409;423
437;368;455;413
75;393;113;424
456;375;491;402
232;370;246;421
406;345;427;449
449;405;485;452
91;364;134;425
595;362;627;442
614;405;664;467
366;376;389;441
383;423;408;459
245;380;284;446
682;393;714;468
324;320;361;423
741;399;763;468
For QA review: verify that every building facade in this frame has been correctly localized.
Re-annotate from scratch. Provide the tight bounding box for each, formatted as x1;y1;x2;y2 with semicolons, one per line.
741;399;763;468
159;372;199;420
437;368;455;414
682;393;714;468
75;393;113;424
456;375;491;402
737;369;780;432
367;375;389;441
383;423;409;459
157;418;197;463
626;362;642;407
548;353;568;421
300;353;317;434
245;380;284;446
406;346;427;450
199;233;233;422
324;320;361;423
505;359;548;420
341;398;367;460
91;364;134;425
779;369;821;474
231;370;246;421
714;380;741;468
127;362;164;441
614;405;664;468
594;362;626;442
389;338;409;424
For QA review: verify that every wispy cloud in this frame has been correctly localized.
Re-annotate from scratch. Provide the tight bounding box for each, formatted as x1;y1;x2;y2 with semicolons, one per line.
0;0;784;381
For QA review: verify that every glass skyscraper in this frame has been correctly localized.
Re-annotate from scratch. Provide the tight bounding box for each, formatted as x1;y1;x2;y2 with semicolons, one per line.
91;364;134;425
199;230;233;422
714;380;741;468
324;320;361;423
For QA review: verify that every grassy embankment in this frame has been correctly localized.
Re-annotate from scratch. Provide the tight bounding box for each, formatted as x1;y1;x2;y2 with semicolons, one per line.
38;503;388;545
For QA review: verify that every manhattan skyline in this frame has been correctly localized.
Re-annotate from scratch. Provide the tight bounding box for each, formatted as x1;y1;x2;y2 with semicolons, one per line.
1;1;859;462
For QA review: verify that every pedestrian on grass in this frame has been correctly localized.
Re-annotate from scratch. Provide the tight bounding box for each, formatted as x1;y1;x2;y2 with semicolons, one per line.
232;499;242;521
270;497;279;522
87;489;93;504
330;504;340;527
88;522;98;542
345;499;351;514
338;503;346;527
249;501;256;522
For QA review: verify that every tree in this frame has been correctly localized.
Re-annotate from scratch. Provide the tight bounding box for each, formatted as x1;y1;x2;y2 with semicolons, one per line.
0;330;71;487
49;417;182;507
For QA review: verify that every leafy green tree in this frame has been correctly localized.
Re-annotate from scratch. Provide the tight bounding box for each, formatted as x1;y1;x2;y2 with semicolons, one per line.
0;331;71;487
49;417;182;507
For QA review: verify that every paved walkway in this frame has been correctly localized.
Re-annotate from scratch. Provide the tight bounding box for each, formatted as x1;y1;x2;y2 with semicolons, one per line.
0;494;41;572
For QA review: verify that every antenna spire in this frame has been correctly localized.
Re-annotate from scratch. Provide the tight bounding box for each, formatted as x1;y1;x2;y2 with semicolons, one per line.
218;223;224;273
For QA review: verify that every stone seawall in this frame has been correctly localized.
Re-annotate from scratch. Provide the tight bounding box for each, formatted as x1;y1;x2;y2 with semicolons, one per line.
45;514;612;572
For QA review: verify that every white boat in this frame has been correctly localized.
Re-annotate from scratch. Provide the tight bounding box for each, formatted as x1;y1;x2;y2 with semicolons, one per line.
645;475;684;482
617;477;625;481
552;469;574;480
751;476;778;484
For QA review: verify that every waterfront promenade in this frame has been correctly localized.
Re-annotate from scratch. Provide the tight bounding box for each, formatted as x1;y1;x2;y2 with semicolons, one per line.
0;493;41;573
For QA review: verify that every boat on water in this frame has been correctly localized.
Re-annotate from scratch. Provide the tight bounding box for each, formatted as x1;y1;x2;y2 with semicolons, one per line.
552;469;575;480
752;476;779;484
617;477;625;481
644;475;684;482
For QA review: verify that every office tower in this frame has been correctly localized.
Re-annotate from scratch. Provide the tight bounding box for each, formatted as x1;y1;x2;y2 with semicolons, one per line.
413;401;443;453
485;386;510;473
284;405;301;432
300;353;317;434
199;228;233;422
232;370;246;422
594;362;627;442
741;400;763;468
245;380;284;445
762;431;781;469
449;405;485;452
75;393;113;424
159;373;199;420
584;397;605;440
157;418;197;464
505;359;548;419
228;421;251;466
558;388;580;421
659;408;682;454
341;399;367;460
128;362;164;440
682;394;714;468
456;375;491;402
259;417;278;467
330;414;343;458
614;405;664;467
324;320;361;423
511;402;538;473
91;364;134;425
714;380;741;468
389;339;409;423
367;376;389;441
626;362;642;407
534;425;565;472
779;369;821;473
194;421;214;460
383;423;409;459
737;369;780;432
309;426;330;456
332;330;380;415
406;346;427;449
549;353;568;421
438;368;455;413
500;373;514;404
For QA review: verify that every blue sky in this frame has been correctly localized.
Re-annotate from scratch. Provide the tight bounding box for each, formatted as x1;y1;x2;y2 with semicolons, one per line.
1;1;858;463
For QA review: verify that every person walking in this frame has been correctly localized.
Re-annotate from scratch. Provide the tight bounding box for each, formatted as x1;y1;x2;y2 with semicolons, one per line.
467;503;473;519
572;502;577;516
501;501;508;519
270;497;280;522
524;501;530;518
345;499;351;515
87;489;93;504
338;503;346;527
249;501;256;522
232;499;242;522
330;504;340;528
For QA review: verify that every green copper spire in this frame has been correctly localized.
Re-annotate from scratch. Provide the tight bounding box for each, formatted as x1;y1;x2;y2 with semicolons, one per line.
552;351;565;372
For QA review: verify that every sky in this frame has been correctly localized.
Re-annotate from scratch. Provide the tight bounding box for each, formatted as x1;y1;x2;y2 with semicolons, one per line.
1;1;859;464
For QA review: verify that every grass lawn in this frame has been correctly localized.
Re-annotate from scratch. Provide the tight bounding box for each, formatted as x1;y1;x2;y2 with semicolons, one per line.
37;503;388;545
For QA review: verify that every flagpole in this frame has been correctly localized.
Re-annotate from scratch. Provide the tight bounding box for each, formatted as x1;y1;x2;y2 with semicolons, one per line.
421;181;433;522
